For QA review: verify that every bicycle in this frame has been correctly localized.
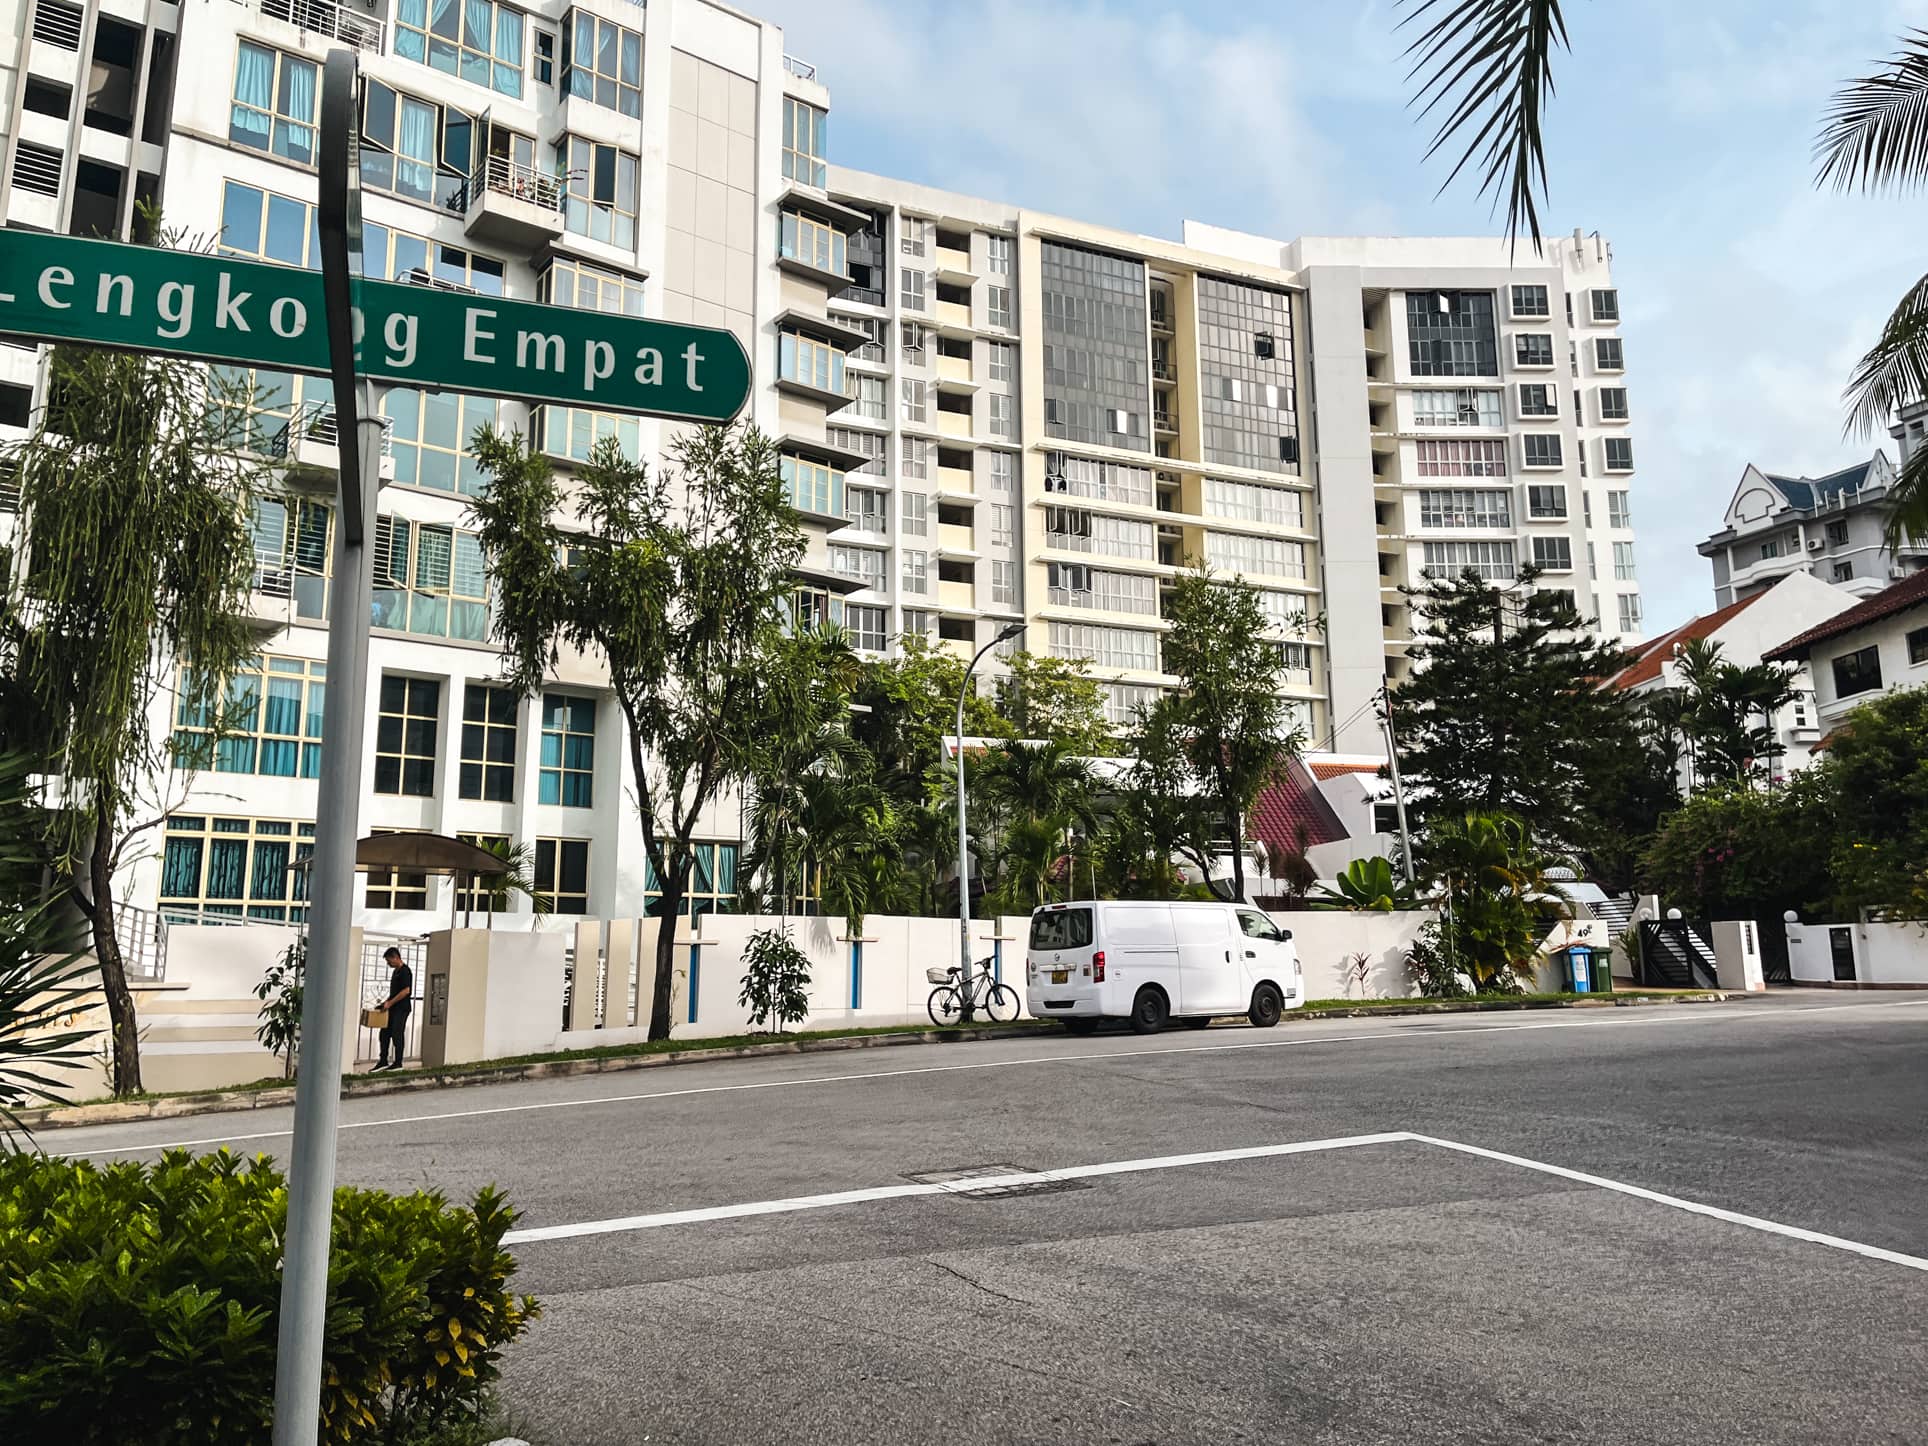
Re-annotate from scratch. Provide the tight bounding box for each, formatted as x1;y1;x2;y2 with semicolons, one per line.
927;956;1020;1027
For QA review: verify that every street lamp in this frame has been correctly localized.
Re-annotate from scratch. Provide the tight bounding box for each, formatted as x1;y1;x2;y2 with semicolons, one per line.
956;621;1026;1021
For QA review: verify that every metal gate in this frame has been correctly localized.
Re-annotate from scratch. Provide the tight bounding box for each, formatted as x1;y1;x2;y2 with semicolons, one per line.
354;935;425;1064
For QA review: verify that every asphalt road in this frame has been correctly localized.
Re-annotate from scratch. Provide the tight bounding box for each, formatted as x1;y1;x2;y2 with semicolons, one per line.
51;992;1928;1444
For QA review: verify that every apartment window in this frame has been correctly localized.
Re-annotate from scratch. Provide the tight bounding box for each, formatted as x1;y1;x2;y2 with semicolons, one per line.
986;235;1012;275
1595;337;1626;371
845;315;887;364
1510;284;1549;319
845;486;887;532
1617;593;1643;632
160;816;316;924
1206;532;1306;578
1205;478;1304;527
1048;621;1159;671
988;451;1015;492
989;393;1014;438
902;492;928;536
1612;541;1637;580
902;550;929;594
364;227;504;294
990;503;1015;548
780;211;847;277
1761;538;1783;560
1518;383;1557;417
902;608;931;637
1044;453;1156;507
534;838;591;915
644;841;738;920
1514;333;1555;368
1531;536;1573;573
1608;490;1632;528
1522;434;1563;469
898;437;929;480
902;378;928;424
779;331;846;395
987;342;1015;385
1826;519;1851;546
459;685;518;802
829;544;886;589
231;42;317;166
1415;439;1508;477
541;256;646;318
1256;592;1307;637
847;604;887;652
1831;644;1882;698
1588;542;1597;579
783;98;828;187
1831;560;1855;583
534;27;554;85
773;456;840;521
1528;485;1567;519
793;587;843;633
173;656;326;779
848;374;886;422
539;693;595;807
1604;438;1635;472
250;497;332;622
396;0;524;99
362;827;431;911
1420;489;1512;529
1407;291;1498;377
557;136;639;249
1105;682;1162;725
372;516;491;642
374;676;441;797
563;10;641;116
218;180;318;267
1422;540;1517;581
1907;625;1928;665
1599;386;1630;421
1591;289;1620;322
991;560;1015;606
383;388;499;496
1412;388;1501;428
361;80;472;208
988;286;1013;329
540;407;641;465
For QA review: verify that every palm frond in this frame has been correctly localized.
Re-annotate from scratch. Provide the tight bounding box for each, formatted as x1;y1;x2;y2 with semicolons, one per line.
1401;0;1569;254
1842;271;1928;442
1883;437;1928;551
1816;31;1928;193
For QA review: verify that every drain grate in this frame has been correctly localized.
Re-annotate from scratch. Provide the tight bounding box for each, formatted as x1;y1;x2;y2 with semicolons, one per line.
904;1163;1091;1199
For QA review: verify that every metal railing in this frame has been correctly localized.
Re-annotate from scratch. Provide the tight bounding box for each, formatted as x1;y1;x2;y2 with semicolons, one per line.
783;54;818;82
269;400;395;462
256;0;385;52
452;156;566;217
115;904;169;983
31;0;84;50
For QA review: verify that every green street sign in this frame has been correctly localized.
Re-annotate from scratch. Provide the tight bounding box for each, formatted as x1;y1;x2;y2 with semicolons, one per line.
0;229;752;423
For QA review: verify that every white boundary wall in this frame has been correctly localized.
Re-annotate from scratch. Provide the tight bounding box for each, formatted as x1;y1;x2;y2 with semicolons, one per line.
1786;918;1928;986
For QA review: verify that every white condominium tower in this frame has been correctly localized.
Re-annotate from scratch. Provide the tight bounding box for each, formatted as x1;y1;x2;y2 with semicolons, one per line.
0;2;1639;927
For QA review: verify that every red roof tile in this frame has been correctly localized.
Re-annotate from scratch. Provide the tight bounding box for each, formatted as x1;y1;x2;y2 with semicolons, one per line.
1766;569;1928;661
1309;761;1383;780
1249;758;1351;850
1606;591;1766;690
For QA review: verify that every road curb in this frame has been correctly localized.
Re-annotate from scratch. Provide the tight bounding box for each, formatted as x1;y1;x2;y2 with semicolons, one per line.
20;992;1738;1134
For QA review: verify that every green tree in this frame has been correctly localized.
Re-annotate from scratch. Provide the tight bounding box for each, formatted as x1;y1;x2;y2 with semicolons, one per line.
1096;698;1209;900
1639;778;1836;926
1670;638;1801;790
466;423;801;1041
1396;568;1635;847
1159;568;1304;903
0;346;273;1095
995;651;1113;753
1423;812;1574;992
977;739;1098;913
1814;687;1928;920
464;837;552;927
737;928;812;1034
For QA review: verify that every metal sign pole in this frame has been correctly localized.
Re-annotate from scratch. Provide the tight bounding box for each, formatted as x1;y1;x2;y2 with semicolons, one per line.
272;49;369;1445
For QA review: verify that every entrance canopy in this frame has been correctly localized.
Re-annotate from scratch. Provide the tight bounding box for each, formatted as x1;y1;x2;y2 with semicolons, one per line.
354;833;506;876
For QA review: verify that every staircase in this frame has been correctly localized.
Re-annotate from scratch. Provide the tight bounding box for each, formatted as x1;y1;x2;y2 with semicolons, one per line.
1587;893;1636;939
1636;920;1721;990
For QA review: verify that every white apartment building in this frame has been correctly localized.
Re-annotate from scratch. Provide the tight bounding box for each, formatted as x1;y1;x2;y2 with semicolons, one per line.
0;0;1644;929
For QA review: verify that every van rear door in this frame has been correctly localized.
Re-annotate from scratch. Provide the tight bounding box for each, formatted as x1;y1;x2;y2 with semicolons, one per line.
1029;906;1095;1000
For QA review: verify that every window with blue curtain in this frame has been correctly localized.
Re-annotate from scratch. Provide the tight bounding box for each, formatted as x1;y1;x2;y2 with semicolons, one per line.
396;96;438;203
230;42;275;152
205;835;248;905
250;840;290;905
273;53;317;163
160;835;203;900
539;693;594;807
395;0;523;98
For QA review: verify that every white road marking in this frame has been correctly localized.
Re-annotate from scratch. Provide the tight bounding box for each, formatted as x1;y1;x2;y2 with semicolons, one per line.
61;995;1928;1158
505;1128;1928;1275
502;1133;1411;1243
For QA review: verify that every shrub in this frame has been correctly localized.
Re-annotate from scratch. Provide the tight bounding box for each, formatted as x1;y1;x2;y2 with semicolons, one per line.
1406;920;1471;998
737;927;811;1033
0;1149;538;1443
253;936;305;1079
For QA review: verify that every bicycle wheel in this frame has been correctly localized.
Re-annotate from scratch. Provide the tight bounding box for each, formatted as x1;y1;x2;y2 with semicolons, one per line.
928;985;964;1027
984;981;1021;1023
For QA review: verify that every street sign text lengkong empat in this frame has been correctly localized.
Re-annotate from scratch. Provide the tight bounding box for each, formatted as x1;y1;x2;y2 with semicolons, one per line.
0;229;752;423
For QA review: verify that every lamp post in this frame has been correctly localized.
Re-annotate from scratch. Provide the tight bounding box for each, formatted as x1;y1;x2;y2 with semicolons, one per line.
956;622;1026;1021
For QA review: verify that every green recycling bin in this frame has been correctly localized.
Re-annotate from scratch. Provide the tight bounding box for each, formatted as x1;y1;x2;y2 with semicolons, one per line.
1589;951;1613;992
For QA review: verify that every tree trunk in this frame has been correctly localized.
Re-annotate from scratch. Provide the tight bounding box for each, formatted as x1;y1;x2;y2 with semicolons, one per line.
1227;807;1247;904
86;812;143;1096
646;851;690;1041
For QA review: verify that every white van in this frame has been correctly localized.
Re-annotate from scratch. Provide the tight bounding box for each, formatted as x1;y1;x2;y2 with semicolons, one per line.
1025;901;1302;1034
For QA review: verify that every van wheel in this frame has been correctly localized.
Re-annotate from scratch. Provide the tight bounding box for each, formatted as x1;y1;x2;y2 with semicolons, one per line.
1248;983;1284;1029
1062;1018;1100;1035
1130;987;1170;1035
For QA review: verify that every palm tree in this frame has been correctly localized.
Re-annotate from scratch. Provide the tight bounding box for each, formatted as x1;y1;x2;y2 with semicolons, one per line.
1422;812;1574;991
976;739;1098;832
1402;8;1928;539
463;838;550;929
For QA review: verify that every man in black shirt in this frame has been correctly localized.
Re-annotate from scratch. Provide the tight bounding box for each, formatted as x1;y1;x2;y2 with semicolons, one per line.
374;946;413;1071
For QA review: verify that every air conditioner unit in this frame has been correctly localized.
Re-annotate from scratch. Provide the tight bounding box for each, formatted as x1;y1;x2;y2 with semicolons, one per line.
1806;539;1825;552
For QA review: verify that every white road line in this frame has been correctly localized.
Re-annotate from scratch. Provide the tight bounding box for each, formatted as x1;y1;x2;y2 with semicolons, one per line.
502;1133;1411;1243
1409;1134;1928;1274
505;1128;1928;1276
63;996;1928;1158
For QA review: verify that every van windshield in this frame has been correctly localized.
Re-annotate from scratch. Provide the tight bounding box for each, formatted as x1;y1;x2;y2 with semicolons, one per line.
1030;909;1092;950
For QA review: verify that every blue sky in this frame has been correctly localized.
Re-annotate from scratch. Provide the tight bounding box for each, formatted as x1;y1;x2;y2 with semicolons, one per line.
758;0;1928;631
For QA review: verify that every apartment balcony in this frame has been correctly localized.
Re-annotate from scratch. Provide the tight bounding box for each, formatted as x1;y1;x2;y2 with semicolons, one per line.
934;246;976;285
1151;358;1177;386
935;299;973;333
936;354;977;389
254;0;385;52
936;409;974;441
937;523;978;557
937;579;977;613
454;157;565;252
936;465;977;501
248;554;330;632
270;402;395;487
1153;409;1177;438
